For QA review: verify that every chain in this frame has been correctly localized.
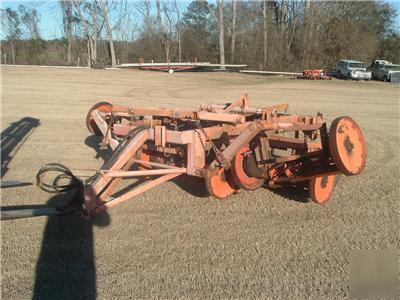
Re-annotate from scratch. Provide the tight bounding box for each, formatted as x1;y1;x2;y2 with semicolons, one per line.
194;120;219;153
194;119;232;168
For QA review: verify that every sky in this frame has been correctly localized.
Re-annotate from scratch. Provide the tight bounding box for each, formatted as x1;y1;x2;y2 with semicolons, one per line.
0;0;193;39
1;1;64;39
1;0;400;40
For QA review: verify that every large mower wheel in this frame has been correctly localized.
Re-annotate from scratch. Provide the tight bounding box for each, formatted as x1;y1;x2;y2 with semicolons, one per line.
329;116;366;176
205;167;238;199
230;147;264;190
86;101;112;136
309;175;338;204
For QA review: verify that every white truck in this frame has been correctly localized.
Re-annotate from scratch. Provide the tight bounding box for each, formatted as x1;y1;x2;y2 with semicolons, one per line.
369;60;400;82
335;60;372;80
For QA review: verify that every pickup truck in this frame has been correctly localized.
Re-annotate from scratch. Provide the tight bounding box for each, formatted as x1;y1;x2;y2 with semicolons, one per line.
370;61;400;82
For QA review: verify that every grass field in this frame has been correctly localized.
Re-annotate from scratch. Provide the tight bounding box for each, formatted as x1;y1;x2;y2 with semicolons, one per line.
1;66;399;299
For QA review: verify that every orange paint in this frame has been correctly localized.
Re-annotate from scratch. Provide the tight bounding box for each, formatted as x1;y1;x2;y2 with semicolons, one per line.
329;117;366;176
230;147;264;190
205;168;236;199
310;175;337;204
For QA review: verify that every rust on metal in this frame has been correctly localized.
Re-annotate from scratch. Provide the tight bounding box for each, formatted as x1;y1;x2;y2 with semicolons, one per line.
1;94;367;221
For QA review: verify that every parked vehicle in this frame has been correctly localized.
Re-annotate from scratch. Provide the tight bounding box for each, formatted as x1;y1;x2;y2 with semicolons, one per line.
371;64;400;82
369;60;390;79
391;72;400;84
335;60;372;80
370;59;391;69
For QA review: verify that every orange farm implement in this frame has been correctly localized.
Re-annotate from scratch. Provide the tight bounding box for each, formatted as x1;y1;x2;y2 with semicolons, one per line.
1;94;366;220
296;69;332;80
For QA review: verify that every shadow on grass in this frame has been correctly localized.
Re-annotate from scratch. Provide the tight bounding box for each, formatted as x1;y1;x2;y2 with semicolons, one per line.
173;175;209;198
33;134;112;299
266;182;310;203
33;191;110;299
1;117;40;178
84;135;113;162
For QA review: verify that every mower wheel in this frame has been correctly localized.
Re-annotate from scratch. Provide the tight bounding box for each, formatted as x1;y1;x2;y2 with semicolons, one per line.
329;116;366;176
309;175;338;204
86;101;112;135
230;147;264;190
205;167;238;199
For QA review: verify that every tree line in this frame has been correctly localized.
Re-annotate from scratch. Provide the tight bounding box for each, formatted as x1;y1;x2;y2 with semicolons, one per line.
1;0;399;71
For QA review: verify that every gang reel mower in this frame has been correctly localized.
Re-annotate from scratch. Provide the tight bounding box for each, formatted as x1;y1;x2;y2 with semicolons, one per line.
84;94;365;207
1;94;366;221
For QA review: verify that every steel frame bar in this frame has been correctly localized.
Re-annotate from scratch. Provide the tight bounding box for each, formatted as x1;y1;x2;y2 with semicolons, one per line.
101;168;187;178
94;173;182;213
92;110;119;150
130;159;179;169
82;94;341;217
87;129;150;199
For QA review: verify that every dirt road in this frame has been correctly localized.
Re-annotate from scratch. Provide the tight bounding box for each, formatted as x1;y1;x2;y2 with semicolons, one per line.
1;66;399;298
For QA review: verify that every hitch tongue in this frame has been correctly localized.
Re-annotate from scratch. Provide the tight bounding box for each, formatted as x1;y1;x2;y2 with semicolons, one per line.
1;207;63;221
1;163;85;221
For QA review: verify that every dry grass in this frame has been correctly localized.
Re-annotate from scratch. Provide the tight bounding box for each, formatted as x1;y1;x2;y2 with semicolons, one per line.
1;66;399;299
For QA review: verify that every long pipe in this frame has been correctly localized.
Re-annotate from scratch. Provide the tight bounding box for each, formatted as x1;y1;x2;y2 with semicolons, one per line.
1;207;64;221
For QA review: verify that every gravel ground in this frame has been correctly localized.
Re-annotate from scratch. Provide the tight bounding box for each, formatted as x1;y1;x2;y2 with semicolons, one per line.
1;66;399;299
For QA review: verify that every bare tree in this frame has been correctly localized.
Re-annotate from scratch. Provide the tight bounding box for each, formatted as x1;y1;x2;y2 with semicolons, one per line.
230;0;236;63
209;0;225;66
60;0;74;64
71;0;103;67
156;0;168;61
155;0;176;62
18;4;41;39
286;1;299;52
174;0;182;62
113;3;138;63
262;0;267;67
0;8;21;64
1;0;398;70
217;0;225;66
98;0;118;67
137;0;153;36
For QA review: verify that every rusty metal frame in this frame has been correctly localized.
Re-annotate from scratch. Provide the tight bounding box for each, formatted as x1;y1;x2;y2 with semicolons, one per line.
0;94;366;221
79;94;355;217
